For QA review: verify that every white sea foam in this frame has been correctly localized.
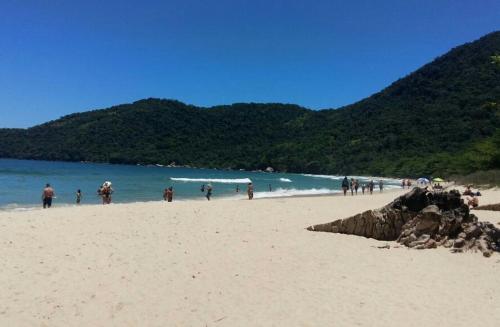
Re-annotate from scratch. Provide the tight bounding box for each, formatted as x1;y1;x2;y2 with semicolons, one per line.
253;187;338;199
0;203;40;211
302;173;401;184
170;177;252;184
279;178;292;182
301;174;343;180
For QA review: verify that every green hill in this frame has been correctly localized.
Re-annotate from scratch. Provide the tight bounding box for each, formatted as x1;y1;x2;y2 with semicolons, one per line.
1;32;499;177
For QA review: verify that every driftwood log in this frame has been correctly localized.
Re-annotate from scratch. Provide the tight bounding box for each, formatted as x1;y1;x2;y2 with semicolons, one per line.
474;203;500;211
307;188;500;257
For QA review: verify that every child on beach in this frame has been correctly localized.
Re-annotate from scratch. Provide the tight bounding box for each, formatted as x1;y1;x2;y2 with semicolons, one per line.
76;189;82;204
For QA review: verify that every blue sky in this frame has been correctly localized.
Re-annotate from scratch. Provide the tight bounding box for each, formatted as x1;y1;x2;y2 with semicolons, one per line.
1;0;499;128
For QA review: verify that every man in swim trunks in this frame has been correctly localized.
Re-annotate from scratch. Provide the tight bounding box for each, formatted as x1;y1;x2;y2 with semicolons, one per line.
166;187;173;202
42;183;55;208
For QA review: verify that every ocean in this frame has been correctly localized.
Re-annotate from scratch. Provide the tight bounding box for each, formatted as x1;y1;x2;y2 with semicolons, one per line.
0;159;402;210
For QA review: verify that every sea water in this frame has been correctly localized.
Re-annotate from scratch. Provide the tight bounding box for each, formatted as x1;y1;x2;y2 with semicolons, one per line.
0;159;401;210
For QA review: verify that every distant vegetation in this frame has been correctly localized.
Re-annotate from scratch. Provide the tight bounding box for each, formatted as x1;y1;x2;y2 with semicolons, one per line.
1;31;499;177
451;170;500;188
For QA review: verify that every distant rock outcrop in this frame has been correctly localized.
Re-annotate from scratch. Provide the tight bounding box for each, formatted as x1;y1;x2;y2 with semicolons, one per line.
307;188;500;257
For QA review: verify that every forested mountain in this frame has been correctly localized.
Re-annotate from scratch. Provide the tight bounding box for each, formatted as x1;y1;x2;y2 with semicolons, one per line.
1;32;499;177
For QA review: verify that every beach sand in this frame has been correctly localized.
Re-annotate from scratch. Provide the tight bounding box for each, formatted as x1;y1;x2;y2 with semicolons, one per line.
1;188;499;326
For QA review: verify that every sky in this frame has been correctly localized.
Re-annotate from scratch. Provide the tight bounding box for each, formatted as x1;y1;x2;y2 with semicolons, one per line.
0;0;499;128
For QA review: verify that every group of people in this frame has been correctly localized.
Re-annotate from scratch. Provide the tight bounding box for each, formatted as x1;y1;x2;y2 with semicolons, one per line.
401;179;412;189
41;182;114;208
463;185;481;208
341;177;383;196
42;178;483;208
200;184;213;200
97;182;114;204
200;182;256;201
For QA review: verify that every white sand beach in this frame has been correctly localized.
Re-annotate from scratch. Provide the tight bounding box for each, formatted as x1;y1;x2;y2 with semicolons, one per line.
0;188;499;326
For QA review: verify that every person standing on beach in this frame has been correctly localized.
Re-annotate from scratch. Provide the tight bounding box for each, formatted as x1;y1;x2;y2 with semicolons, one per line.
369;180;374;194
76;189;82;204
354;179;359;195
361;183;366;194
166;187;173;202
350;178;354;196
247;183;254;200
206;184;212;201
42;183;55;208
342;176;349;196
379;180;384;192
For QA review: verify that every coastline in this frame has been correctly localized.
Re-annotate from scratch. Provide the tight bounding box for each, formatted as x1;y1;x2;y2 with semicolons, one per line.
0;186;403;212
1;188;499;326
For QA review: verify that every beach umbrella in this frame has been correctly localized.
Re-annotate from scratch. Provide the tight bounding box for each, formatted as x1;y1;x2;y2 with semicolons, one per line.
432;177;444;183
417;177;430;184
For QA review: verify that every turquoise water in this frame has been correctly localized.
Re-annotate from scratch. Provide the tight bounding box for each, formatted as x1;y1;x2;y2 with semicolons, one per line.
0;159;401;210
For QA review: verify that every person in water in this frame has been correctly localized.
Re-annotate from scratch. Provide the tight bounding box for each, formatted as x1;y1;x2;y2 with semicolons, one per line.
166;186;173;202
341;176;349;196
379;180;384;192
268;184;272;192
163;188;168;201
200;184;205;193
101;184;113;204
76;189;82;204
42;183;55;208
247;183;254;200
206;184;212;201
236;185;239;193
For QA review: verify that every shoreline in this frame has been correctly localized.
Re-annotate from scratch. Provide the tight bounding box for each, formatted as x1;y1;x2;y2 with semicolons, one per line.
0;186;405;212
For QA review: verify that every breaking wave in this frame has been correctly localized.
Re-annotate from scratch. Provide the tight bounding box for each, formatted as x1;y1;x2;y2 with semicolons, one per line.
279;178;292;182
301;174;343;180
170;177;252;184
